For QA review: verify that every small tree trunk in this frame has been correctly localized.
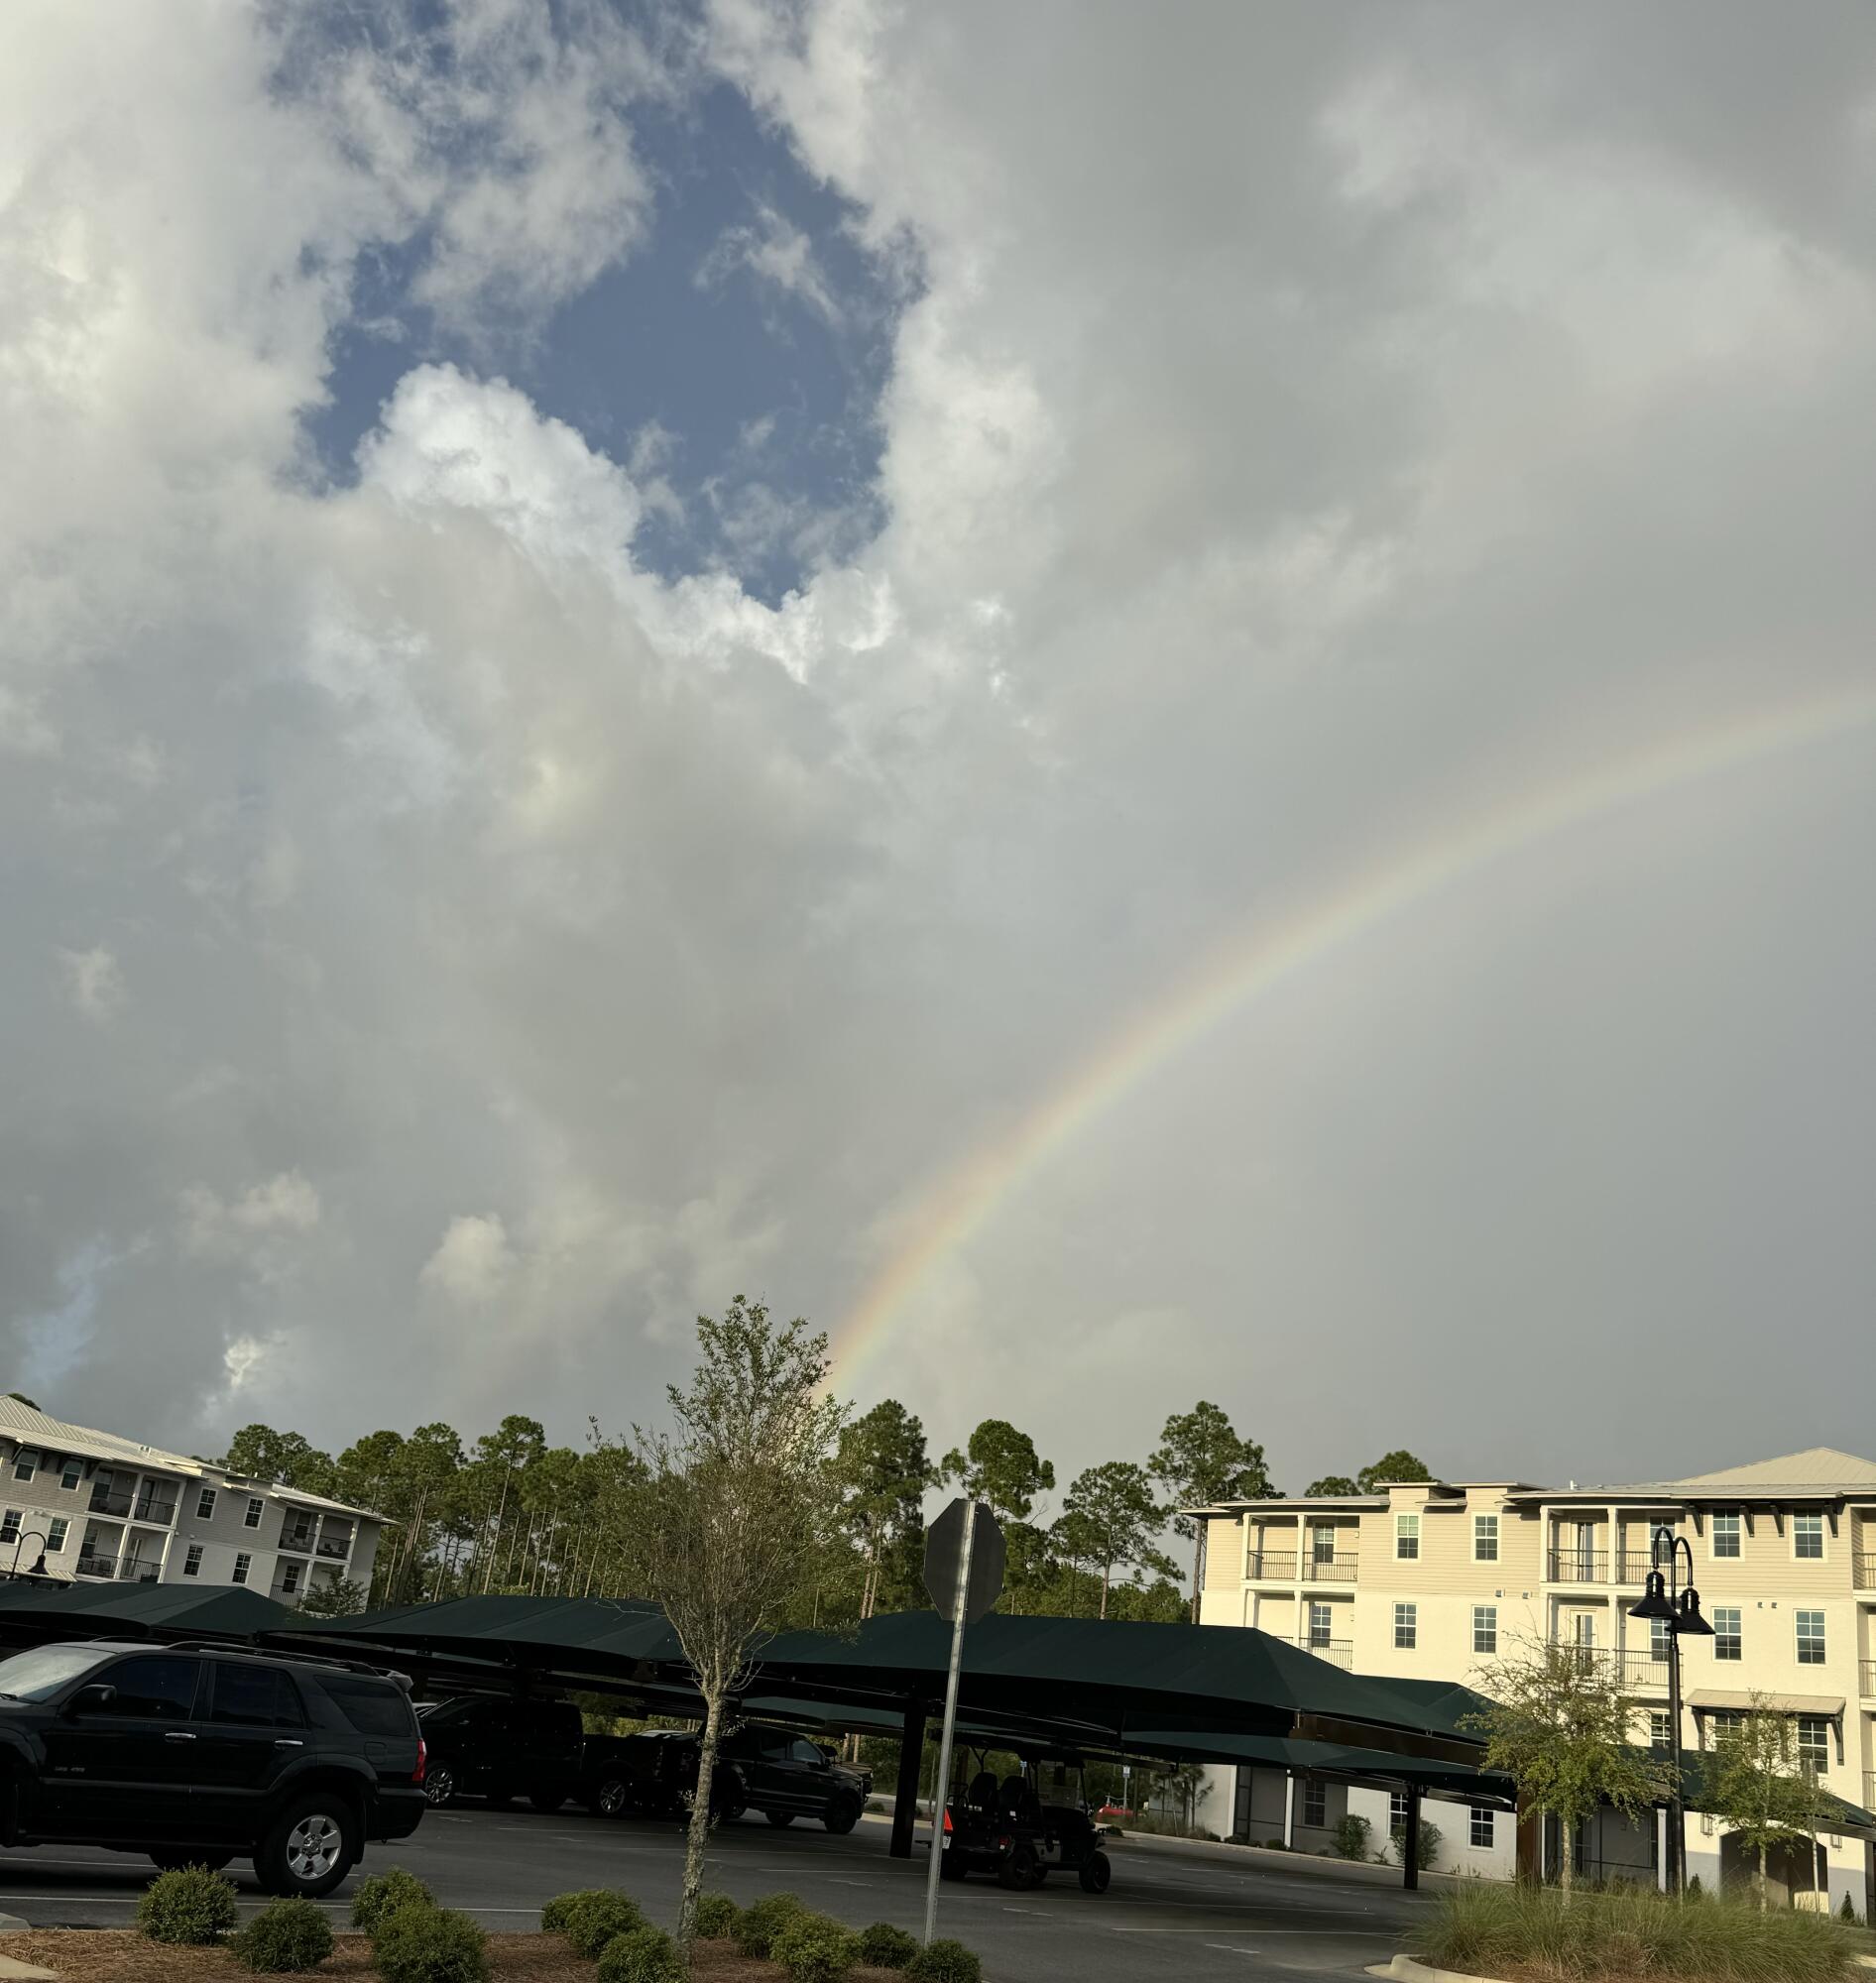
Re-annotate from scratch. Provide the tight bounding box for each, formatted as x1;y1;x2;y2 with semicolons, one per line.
1559;1820;1574;1897
678;1680;726;1952
1758;1842;1768;1912
1100;1563;1111;1620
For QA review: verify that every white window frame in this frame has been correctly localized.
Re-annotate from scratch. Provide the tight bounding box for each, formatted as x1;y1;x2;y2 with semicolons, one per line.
1395;1514;1420;1562
1711;1606;1742;1662
1394;1601;1417;1650
1472;1604;1498;1655
1649;1710;1673;1754
1469;1807;1494;1849
1473;1513;1499;1563
182;1544;203;1577
1792;1513;1824;1562
244;1497;264;1530
1710;1512;1741;1560
196;1486;217;1521
0;1510;19;1544
1795;1610;1825;1666
47;1517;69;1553
1308;1600;1333;1648
1796;1715;1829;1772
232;1552;252;1585
1389;1790;1409;1830
1302;1778;1327;1828
281;1561;301;1594
12;1450;36;1483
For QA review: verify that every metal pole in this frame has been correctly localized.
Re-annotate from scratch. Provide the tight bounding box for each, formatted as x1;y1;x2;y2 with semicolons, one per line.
1655;1524;1685;1897
1403;1782;1422;1892
922;1500;978;1946
890;1697;927;1860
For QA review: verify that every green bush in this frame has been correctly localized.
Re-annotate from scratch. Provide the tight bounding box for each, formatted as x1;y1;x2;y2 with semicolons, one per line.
136;1866;240;1945
352;1868;435;1935
232;1899;335;1973
904;1939;982;1983
770;1913;862;1983
856;1923;920;1970
1409;1878;1860;1983
597;1925;685;1983
1333;1813;1371;1862
736;1892;808;1959
372;1906;489;1983
693;1892;741;1939
552;1890;647;1959
1837;1893;1857;1925
1390;1816;1442;1871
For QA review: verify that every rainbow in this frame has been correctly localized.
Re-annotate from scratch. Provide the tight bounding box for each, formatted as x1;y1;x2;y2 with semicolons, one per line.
833;682;1876;1385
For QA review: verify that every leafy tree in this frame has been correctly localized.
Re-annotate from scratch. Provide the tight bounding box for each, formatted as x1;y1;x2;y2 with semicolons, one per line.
940;1419;1054;1524
222;1424;336;1495
297;1576;367;1618
1055;1461;1176;1619
1304;1474;1359;1496
633;1299;848;1952
1707;1700;1831;1910
6;1393;40;1410
1356;1451;1433;1492
833;1400;937;1621
1462;1637;1670;1894
1148;1401;1274;1622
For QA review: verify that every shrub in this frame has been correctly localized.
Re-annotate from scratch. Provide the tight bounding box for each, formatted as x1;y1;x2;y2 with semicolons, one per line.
137;1866;240;1945
771;1913;861;1983
736;1892;808;1959
597;1925;685;1983
1264;1836;1288;1849
904;1939;982;1983
372;1906;490;1983
233;1899;335;1973
856;1922;920;1970
1333;1813;1371;1862
1838;1892;1857;1925
353;1868;435;1935
1409;1878;1859;1983
693;1892;741;1940
553;1891;647;1959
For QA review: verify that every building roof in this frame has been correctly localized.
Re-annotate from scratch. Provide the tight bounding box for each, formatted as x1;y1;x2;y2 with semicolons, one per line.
1674;1448;1876;1491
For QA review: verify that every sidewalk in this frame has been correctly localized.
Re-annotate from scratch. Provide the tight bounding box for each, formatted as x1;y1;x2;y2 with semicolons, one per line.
1105;1829;1468;1892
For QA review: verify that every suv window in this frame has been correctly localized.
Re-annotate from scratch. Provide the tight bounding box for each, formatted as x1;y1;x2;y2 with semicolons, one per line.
210;1664;304;1728
789;1739;825;1766
315;1675;415;1738
0;1645;111;1701
103;1655;202;1720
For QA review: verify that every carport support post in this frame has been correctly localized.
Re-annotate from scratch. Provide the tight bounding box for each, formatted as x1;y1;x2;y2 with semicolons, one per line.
890;1697;927;1859
1403;1783;1422;1892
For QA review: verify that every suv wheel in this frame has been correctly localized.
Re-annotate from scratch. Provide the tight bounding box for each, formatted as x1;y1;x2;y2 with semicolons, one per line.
593;1775;630;1817
424;1766;457;1808
823;1794;861;1835
256;1791;357;1899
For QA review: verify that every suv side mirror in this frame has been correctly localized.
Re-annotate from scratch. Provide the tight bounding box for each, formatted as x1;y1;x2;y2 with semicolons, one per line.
66;1683;117;1716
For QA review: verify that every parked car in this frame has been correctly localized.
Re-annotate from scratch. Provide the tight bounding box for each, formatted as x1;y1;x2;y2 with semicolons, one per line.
0;1638;425;1898
415;1694;584;1810
586;1723;869;1832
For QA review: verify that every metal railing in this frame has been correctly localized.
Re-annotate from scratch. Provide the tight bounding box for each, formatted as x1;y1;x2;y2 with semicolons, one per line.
1302;1553;1358;1582
1547;1548;1609;1582
279;1528;316;1556
315;1534;352;1560
87;1485;133;1517
1604;1648;1672;1689
1275;1636;1355;1670
75;1552;118;1579
1616;1553;1654;1583
1867;1773;1876;1816
1855;1553;1875;1591
118;1559;161;1583
1245;1551;1297;1580
132;1491;176;1526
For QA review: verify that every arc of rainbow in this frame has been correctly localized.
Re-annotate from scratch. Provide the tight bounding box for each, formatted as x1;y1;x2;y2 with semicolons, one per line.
834;683;1876;1384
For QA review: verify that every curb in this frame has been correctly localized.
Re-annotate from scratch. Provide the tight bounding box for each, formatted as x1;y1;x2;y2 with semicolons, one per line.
1371;1954;1876;1982
0;1921;32;1937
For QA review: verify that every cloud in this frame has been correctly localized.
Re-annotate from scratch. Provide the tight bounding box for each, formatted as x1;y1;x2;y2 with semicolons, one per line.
56;947;126;1024
698;202;842;320
180;1174;323;1263
420;1214;519;1305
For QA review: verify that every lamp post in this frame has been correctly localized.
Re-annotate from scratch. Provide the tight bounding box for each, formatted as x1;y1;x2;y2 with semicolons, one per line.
6;1529;51;1579
1627;1523;1713;1895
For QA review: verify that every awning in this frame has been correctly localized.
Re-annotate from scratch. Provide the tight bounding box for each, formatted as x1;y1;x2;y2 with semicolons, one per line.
1687;1690;1845;1716
0;1579;297;1639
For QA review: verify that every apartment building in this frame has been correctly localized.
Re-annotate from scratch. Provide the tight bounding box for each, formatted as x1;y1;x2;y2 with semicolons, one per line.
1196;1447;1876;1915
0;1396;383;1607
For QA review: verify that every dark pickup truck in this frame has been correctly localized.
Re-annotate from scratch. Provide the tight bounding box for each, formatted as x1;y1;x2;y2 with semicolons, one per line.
0;1638;425;1897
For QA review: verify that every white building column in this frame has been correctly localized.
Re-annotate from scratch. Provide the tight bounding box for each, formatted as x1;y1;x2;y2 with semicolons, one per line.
1283;1771;1296;1849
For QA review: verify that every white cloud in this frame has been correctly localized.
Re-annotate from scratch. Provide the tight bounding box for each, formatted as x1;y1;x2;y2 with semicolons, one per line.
419;1214;519;1305
56;946;126;1024
180;1173;323;1263
698;203;842;319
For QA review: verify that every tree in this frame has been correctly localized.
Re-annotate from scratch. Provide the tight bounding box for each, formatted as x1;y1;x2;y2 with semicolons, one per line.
1304;1474;1359;1496
222;1424;336;1495
1707;1701;1831;1909
634;1299;848;1953
833;1400;937;1622
1462;1637;1671;1894
1148;1401;1275;1622
940;1419;1054;1523
297;1577;367;1618
1356;1451;1433;1492
1055;1461;1176;1619
6;1393;39;1410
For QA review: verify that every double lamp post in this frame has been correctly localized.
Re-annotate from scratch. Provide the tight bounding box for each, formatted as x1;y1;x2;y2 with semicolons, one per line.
1627;1521;1713;1895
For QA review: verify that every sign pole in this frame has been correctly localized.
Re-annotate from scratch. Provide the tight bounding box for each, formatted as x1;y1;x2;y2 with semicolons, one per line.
921;1499;977;1946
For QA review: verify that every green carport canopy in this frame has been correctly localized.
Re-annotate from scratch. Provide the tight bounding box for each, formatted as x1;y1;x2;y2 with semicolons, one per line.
0;1579;298;1640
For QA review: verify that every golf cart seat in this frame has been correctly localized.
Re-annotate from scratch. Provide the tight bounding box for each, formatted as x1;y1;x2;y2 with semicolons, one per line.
967;1771;998;1812
999;1775;1041;1826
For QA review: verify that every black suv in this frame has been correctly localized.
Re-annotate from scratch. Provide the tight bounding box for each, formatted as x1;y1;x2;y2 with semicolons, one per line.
416;1695;584;1811
588;1725;868;1832
0;1639;425;1897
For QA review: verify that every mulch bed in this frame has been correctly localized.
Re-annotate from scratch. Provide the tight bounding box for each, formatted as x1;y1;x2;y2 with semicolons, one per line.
0;1933;905;1983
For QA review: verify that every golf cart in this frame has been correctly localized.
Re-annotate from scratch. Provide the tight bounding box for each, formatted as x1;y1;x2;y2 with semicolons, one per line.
939;1748;1113;1894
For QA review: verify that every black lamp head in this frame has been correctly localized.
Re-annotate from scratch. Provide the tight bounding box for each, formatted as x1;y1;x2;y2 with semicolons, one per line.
1676;1585;1714;1636
1628;1570;1676;1622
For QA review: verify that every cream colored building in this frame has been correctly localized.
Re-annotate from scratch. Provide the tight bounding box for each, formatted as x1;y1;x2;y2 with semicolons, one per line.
1195;1447;1876;1914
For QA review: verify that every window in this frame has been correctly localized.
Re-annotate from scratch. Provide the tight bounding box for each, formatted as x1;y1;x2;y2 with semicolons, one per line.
314;1676;415;1737
60;1458;82;1490
1394;1602;1417;1650
1395;1514;1420;1562
1708;1709;1743;1748
1312;1528;1337;1566
1650;1616;1672;1663
232;1552;252;1584
100;1655;201;1720
182;1544;203;1577
243;1497;264;1529
1469;1807;1494;1849
12;1450;36;1483
1797;1716;1830;1773
209;1664;302;1728
0;1510;19;1544
1649;1711;1673;1755
196;1486;217;1521
281;1561;300;1594
1308;1601;1333;1648
1794;1513;1823;1561
47;1517;68;1553
1472;1604;1498;1655
1711;1512;1741;1559
1473;1514;1499;1563
1712;1606;1741;1661
1302;1779;1327;1828
1796;1610;1825;1665
1389;1791;1409;1831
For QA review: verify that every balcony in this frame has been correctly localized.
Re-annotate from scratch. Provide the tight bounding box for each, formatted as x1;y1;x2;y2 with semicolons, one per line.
1604;1648;1673;1690
87;1485;133;1518
315;1530;353;1561
1302;1553;1358;1583
1246;1551;1297;1581
75;1552;118;1579
278;1528;316;1557
1616;1553;1655;1584
132;1490;176;1526
1855;1553;1875;1592
1274;1636;1355;1670
117;1559;161;1584
1548;1548;1609;1583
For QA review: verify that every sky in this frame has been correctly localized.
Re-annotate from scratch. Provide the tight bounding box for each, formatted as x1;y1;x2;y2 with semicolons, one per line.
4;0;1874;1508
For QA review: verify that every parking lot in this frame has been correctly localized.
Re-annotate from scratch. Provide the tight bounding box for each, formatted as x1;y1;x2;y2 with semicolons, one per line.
0;1805;1421;1983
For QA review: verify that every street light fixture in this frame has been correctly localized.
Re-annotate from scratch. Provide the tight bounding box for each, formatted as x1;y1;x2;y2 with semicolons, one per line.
6;1529;51;1579
1628;1524;1713;1895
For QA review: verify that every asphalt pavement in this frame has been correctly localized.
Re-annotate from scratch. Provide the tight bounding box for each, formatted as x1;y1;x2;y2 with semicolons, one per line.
0;1804;1425;1983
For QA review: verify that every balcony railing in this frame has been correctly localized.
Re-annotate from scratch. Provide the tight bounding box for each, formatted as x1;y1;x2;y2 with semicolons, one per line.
1855;1553;1875;1592
87;1485;133;1517
279;1529;316;1556
1274;1636;1355;1670
1604;1648;1672;1689
118;1559;161;1583
132;1491;176;1526
1302;1553;1358;1583
1867;1773;1876;1817
1548;1548;1609;1583
1616;1553;1655;1584
315;1534;352;1560
1246;1551;1297;1580
75;1552;118;1579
